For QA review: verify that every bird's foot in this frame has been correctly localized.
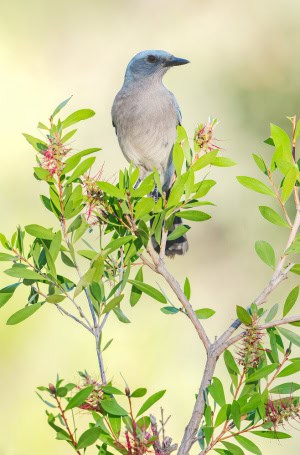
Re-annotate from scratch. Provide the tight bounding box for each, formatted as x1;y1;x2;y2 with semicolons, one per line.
151;184;159;203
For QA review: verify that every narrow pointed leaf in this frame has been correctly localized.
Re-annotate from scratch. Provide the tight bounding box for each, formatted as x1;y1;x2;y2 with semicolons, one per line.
7;302;43;325
136;390;166;417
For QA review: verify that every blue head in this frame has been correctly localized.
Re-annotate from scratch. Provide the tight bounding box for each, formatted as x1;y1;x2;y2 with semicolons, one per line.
124;50;189;84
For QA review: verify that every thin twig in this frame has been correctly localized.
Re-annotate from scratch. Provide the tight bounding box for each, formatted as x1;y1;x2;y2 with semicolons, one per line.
55;395;81;454
55;304;93;333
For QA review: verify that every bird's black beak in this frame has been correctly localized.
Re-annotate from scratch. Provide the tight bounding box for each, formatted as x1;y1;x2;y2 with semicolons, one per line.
164;56;190;67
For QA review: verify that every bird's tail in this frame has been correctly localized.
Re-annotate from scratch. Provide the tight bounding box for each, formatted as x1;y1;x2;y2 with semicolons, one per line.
151;216;189;258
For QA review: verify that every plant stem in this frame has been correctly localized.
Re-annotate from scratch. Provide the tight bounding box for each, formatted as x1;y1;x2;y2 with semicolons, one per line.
55;395;81;455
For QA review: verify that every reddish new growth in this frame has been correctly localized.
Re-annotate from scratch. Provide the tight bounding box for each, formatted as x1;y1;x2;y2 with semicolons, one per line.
41;133;70;176
194;117;219;156
237;314;264;371
266;396;300;429
124;427;155;455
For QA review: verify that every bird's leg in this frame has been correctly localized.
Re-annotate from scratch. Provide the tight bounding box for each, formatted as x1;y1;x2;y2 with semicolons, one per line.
133;177;142;190
151;183;159;203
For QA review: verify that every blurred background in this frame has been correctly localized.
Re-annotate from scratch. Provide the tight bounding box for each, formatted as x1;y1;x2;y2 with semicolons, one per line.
1;0;300;453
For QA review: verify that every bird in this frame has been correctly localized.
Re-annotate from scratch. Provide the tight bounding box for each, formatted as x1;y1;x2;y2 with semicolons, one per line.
111;50;189;257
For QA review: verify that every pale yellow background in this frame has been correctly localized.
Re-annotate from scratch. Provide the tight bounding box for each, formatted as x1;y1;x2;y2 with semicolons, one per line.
1;0;300;454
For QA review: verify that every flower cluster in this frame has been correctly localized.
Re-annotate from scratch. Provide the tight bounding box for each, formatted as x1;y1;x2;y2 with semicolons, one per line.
81;169;105;222
194;117;219;155
41;133;70;176
237;314;264;371
77;372;104;412
266;397;300;428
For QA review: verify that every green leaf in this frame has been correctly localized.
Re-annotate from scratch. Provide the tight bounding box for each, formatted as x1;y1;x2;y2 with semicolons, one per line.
194;179;216;198
265;303;279;323
128;280;167;304
255;240;275;269
52;96;73;117
25;224;54;240
231;400;241;430
101;398;128;416
136;390;166;417
130;267;143;307
195;308;215;319
236;176;275;197
277;327;300;347
184;277;191;300
236;306;252;325
173;142;184;175
167;173;189;207
222;441;245;455
270;124;292;161
77;250;97;260
0;252;15;261
241;393;262;413
62;109;95;129
214;405;229;427
134;198;155;220
269;382;300;394
212;157;237;167
68;157;96;184
131;173;155;197
191;150;218;171
113;307;130;324
0;283;20;308
160;306;180;315
291;264;300;275
251;430;291;439
22;133;47;152
258;206;289;227
65;385;94;410
167;224;190;241
103;295;124;314
46;294;66;303
105;236;135;255
283;286;299;316
224;350;239;375
97;181;125;199
34;167;53;182
246;363;279;382
209;377;226;407
177;210;211;222
234;435;262;455
5;265;44;281
282;167;298;203
277;360;300;377
77;427;101;450
7;302;42;325
131;388;147;398
102;385;124;395
61;129;77;143
252;154;267;174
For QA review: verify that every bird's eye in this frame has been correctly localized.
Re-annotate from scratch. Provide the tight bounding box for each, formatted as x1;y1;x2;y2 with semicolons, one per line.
147;55;157;63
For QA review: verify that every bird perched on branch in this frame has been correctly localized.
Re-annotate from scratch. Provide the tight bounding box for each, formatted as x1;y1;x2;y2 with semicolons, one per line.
112;50;189;257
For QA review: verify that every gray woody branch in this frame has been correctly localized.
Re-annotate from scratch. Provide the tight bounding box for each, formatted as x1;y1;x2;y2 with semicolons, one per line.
140;192;300;455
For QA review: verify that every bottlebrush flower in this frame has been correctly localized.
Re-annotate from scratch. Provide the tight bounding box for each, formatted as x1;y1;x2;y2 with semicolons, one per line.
41;133;70;176
236;314;264;371
194;117;219;155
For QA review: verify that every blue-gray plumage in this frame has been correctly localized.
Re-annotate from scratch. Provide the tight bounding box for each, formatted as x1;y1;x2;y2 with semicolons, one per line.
112;50;189;257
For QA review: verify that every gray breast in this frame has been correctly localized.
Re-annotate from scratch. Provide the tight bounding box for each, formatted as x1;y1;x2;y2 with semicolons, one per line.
112;82;179;187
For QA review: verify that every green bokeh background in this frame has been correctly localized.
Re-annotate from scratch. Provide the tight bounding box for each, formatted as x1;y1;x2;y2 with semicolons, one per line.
1;0;300;453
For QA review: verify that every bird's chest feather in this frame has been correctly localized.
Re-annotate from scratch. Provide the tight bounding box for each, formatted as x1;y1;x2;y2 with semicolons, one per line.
113;85;178;167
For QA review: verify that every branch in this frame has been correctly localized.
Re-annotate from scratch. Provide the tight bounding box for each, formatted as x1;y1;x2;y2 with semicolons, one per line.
216;206;300;350
55;303;93;333
223;313;300;351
